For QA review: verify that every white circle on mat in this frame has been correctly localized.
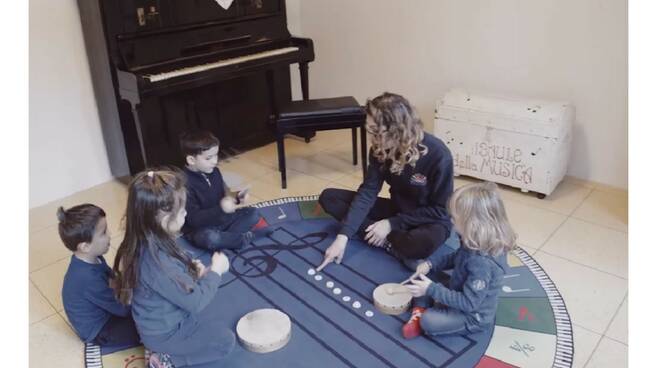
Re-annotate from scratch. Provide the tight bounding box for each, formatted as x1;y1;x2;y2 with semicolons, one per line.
365;310;374;317
326;281;334;288
352;301;361;309
333;288;341;295
342;296;351;302
307;268;316;276
314;275;323;281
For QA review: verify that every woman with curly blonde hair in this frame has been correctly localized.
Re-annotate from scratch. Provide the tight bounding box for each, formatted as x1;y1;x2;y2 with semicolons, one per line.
318;92;456;271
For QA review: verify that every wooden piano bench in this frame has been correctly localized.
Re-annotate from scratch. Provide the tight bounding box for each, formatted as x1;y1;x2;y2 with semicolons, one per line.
271;96;367;189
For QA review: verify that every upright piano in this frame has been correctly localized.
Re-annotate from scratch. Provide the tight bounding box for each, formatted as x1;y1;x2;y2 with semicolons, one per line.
78;0;314;176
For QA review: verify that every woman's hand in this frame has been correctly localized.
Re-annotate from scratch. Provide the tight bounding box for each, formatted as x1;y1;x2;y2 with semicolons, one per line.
210;252;230;276
193;259;209;279
317;235;348;271
416;260;432;276
365;219;392;247
404;274;433;297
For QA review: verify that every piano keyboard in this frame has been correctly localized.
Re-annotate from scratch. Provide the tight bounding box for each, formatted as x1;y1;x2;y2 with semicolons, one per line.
146;46;300;82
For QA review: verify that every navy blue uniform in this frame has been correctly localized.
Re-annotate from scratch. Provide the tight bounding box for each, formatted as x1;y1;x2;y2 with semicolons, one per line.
62;255;139;348
183;167;259;250
320;133;454;258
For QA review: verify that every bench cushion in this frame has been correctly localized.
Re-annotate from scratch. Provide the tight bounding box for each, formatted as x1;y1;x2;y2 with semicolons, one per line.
277;97;364;119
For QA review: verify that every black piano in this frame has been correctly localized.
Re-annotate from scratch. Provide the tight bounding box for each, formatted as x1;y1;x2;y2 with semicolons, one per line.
78;0;314;176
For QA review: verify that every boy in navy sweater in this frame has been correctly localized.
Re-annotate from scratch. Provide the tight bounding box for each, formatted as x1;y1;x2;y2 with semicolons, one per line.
58;204;140;349
180;131;260;251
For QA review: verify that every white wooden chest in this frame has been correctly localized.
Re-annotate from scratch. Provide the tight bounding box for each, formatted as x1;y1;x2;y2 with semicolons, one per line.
434;89;575;197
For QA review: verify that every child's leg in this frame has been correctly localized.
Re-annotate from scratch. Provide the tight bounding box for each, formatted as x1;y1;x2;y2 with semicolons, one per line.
191;208;260;251
419;307;476;336
92;315;141;349
387;223;451;260
319;188;398;236
141;317;235;367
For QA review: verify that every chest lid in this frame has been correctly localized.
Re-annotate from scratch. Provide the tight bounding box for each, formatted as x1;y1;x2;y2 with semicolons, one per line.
436;88;574;139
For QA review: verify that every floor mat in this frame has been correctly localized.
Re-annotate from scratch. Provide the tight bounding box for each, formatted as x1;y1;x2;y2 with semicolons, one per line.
85;196;573;368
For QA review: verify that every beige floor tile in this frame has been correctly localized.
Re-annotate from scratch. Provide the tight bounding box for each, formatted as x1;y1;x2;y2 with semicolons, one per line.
564;175;597;189
453;175;481;189
29;225;71;272
572;189;628;232
572;325;602;368
308;152;363;177
540;218;628;278
31;247;118;313
29;281;56;324
505;200;567;249
585;337;628;368
30;179;128;235
283;156;348;182
30;258;68;312
605;296;628;345
500;180;593;215
220;157;278;184
29;314;84;367
249;170;329;200
533;251;628;334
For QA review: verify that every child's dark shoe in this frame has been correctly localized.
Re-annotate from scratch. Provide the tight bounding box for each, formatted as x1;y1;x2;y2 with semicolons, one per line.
402;307;426;339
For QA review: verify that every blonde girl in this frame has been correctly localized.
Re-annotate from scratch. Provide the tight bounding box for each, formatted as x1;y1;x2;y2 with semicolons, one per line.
402;182;516;338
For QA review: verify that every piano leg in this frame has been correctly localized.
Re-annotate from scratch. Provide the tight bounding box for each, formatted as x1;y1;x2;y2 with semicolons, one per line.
297;62;316;143
299;62;309;101
276;132;287;189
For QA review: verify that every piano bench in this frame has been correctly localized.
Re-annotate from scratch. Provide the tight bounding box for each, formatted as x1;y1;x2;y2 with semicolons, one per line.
271;96;367;189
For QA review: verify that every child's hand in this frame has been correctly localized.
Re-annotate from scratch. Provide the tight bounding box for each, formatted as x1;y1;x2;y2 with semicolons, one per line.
416;260;432;276
193;259;209;279
220;196;237;213
236;187;250;204
210;252;230;275
405;274;433;297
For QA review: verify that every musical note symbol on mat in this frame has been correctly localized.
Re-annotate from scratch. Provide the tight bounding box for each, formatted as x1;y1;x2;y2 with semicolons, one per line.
503;273;520;279
502;286;530;294
277;207;287;219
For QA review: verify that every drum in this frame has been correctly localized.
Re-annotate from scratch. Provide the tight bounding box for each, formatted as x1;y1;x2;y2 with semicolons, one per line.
236;308;292;353
372;283;413;315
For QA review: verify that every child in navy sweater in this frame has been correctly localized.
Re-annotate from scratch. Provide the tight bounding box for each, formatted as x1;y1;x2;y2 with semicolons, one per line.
179;131;260;251
58;204;140;349
402;182;516;338
113;169;235;367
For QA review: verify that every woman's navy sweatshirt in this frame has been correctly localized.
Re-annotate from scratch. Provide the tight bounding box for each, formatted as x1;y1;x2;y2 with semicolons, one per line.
339;133;454;236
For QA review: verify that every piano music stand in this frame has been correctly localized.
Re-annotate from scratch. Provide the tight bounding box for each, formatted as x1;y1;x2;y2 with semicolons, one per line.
271;97;367;189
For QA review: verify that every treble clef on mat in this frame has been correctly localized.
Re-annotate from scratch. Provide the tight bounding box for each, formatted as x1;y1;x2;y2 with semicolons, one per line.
230;228;328;279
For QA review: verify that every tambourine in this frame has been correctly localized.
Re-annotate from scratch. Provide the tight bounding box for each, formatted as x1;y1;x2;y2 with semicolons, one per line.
236;308;292;353
372;283;413;315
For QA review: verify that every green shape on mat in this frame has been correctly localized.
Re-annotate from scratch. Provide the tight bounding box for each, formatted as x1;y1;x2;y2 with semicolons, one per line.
495;297;556;335
298;200;332;219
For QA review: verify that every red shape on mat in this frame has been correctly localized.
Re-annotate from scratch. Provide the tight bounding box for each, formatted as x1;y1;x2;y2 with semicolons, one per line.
475;355;519;368
313;203;323;216
253;217;269;230
518;306;535;321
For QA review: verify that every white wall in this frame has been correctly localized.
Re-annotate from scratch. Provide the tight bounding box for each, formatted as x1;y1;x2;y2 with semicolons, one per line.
29;0;113;208
299;0;628;188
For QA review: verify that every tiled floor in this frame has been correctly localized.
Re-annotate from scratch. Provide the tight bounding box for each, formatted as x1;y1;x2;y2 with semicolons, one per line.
29;130;628;367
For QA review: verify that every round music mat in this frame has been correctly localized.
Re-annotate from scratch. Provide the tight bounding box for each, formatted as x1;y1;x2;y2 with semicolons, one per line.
84;195;573;368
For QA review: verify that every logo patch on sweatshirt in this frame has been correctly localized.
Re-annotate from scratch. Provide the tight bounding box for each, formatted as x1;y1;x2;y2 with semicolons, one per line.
410;173;427;186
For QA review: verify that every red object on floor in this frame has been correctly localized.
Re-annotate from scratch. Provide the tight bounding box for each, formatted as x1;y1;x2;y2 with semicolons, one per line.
475;355;519;368
402;307;426;339
253;217;269;230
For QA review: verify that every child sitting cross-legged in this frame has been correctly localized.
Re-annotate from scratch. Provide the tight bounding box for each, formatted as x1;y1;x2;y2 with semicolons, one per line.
58;204;140;349
179;130;260;251
113;169;236;368
402;182;515;338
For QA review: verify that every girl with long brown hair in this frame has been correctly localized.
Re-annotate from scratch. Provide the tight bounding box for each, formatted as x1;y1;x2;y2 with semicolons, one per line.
317;92;456;271
113;169;235;367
